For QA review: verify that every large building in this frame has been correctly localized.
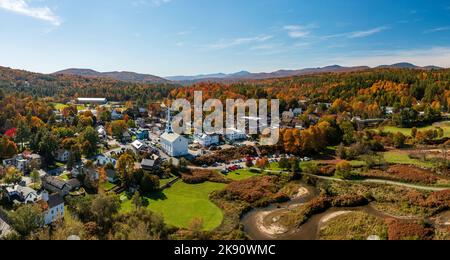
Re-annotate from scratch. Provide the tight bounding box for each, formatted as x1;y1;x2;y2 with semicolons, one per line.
76;98;108;105
160;109;188;157
161;133;189;157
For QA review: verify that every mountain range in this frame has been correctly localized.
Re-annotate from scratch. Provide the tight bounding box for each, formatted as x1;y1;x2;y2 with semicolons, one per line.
53;69;170;84
53;63;444;84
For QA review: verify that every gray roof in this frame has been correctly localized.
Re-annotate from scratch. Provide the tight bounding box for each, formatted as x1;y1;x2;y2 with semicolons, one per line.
44;176;67;190
48;194;64;208
141;159;155;168
66;178;81;188
106;169;117;178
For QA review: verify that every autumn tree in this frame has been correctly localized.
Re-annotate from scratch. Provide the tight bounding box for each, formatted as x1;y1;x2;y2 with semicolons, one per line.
116;153;135;186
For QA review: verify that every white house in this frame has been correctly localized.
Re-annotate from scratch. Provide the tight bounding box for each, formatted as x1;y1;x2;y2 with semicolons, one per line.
225;128;247;142
131;140;147;151
293;108;303;116
194;134;219;147
41;191;65;225
6;185;39;204
97;126;107;140
161;133;188;157
95;154;117;166
54;149;70;163
2;153;41;173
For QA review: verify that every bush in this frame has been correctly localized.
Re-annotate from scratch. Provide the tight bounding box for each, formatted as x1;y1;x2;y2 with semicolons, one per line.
181;169;229;184
387;219;434;240
335;161;354;179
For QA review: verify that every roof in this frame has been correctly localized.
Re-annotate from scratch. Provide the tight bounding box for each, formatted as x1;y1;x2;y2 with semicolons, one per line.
47;194;64;209
106;169;117;178
66;178;81;188
161;132;184;143
77;98;107;102
141;159;155;168
131;140;145;150
16;185;37;198
44;176;67;190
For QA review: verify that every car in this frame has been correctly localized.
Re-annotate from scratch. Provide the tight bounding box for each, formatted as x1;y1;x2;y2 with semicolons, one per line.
202;165;208;168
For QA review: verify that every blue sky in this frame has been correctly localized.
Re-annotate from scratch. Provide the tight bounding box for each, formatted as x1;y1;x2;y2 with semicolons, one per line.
0;0;449;76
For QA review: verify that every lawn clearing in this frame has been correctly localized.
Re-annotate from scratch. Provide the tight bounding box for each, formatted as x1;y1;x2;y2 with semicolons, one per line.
226;169;260;181
383;151;434;168
121;181;226;231
380;122;450;138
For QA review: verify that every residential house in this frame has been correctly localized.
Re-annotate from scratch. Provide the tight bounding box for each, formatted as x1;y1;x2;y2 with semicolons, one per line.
54;149;70;163
111;110;123;120
97;126;107;140
41;191;65;225
122;132;132;143
224;128;247;142
42;176;71;196
2;153;41;173
66;179;82;191
131;140;147;152
106;169;119;183
95;154;117;167
293;108;303;117
136;118;146;128
194;134;219;147
6;185;39;204
140;158;159;172
136;129;149;140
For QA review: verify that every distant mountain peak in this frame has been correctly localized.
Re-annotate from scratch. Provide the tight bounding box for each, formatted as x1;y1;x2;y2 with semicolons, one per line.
54;68;169;84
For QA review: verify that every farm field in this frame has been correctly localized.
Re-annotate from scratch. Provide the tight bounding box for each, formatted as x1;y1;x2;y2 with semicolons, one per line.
120;181;226;231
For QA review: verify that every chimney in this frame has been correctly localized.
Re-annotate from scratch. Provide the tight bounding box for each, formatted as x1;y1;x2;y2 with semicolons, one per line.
41;190;49;202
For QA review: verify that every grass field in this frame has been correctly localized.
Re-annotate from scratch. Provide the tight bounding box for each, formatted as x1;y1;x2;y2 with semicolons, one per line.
383;151;434;168
99;181;116;191
319;211;388;240
121;181;226;231
52;103;86;111
380;122;450;137
226;169;260;181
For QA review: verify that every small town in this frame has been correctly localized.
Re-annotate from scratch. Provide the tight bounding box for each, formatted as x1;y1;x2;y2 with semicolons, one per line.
0;0;449;245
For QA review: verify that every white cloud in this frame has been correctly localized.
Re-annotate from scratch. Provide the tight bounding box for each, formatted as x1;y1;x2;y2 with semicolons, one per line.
329;47;450;68
348;26;388;38
0;0;60;26
207;35;273;50
133;0;172;7
424;26;450;33
283;24;314;38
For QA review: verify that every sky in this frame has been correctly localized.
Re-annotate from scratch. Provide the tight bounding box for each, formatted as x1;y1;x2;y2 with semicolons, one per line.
0;0;449;76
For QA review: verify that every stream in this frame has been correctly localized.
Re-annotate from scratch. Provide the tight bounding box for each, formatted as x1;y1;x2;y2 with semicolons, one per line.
240;182;424;240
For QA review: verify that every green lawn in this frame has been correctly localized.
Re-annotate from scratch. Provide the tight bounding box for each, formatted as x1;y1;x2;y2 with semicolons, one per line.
380;122;450;138
121;181;226;231
100;181;116;191
58;173;70;181
383;151;434;168
226;169;260;181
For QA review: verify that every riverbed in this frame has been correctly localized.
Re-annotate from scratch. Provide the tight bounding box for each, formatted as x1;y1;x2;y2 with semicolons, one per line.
240;182;421;240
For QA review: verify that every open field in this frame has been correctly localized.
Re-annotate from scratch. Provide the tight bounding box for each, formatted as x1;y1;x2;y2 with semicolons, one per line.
52;103;86;111
318;211;388;240
383;151;434;168
226;169;260;181
380;122;450;137
121;181;226;231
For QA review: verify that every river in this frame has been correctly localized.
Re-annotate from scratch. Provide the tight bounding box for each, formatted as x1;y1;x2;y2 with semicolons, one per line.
240;182;425;240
